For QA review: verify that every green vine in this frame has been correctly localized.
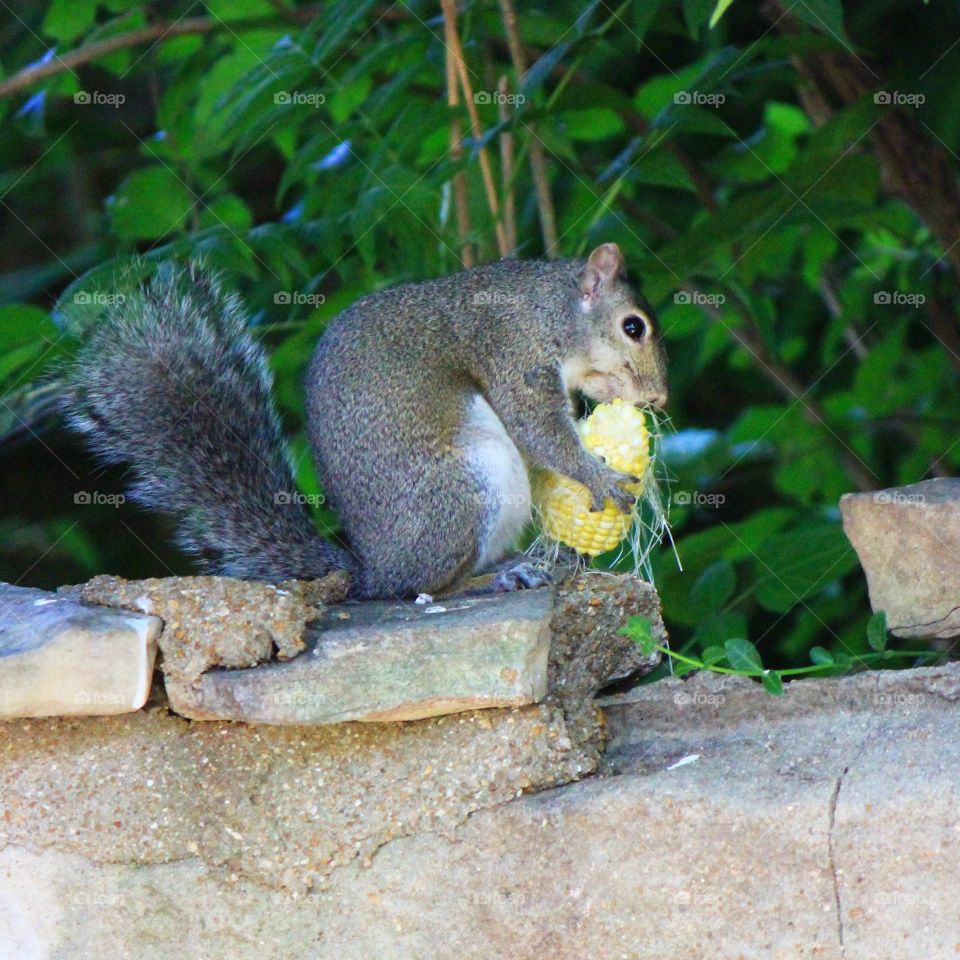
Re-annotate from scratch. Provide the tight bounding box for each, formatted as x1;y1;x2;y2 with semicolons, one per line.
621;611;944;696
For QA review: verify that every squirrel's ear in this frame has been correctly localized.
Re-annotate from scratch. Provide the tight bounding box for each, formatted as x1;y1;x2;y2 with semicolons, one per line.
580;243;625;301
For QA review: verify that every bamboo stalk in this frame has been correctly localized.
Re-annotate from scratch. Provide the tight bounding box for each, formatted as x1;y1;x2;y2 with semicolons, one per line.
441;0;508;257
440;0;474;267
497;0;559;256
497;75;517;253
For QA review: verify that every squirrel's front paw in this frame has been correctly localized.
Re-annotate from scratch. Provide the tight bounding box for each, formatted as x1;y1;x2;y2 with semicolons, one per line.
587;468;639;513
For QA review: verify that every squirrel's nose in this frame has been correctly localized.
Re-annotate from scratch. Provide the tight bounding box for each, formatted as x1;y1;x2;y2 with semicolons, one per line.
646;391;668;410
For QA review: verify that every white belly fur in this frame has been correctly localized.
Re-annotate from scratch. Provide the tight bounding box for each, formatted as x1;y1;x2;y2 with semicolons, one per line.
458;395;531;571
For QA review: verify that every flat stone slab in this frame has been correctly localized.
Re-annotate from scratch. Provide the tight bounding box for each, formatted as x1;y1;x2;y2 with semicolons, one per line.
166;589;555;723
841;478;960;638
2;663;959;958
0;583;161;718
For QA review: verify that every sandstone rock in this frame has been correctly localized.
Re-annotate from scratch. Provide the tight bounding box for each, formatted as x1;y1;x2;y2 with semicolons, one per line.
167;588;554;723
0;583;160;718
3;662;960;958
840;478;960;638
163;572;664;725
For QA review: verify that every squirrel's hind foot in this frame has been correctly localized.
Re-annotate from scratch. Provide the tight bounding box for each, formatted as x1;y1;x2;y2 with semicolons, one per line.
491;561;553;593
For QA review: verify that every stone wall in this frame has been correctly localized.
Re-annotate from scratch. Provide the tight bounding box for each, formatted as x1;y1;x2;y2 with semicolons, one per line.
2;663;959;959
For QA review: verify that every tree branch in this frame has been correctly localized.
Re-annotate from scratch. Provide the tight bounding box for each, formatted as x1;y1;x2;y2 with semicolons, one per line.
764;0;960;281
0;16;307;100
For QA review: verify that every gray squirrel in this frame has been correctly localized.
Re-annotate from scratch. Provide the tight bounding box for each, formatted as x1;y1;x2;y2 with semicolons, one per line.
64;243;667;599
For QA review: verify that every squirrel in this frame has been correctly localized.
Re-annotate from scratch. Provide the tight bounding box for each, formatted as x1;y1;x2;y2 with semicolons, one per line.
64;243;667;600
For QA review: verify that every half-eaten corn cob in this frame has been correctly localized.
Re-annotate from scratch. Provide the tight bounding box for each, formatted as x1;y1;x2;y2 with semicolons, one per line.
534;398;650;556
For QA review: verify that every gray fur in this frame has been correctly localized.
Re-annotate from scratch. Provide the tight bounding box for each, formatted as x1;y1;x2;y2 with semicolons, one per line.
65;249;667;599
63;263;353;580
308;250;667;599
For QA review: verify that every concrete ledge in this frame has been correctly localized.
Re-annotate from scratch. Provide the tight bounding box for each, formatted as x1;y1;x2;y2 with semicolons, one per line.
2;664;958;958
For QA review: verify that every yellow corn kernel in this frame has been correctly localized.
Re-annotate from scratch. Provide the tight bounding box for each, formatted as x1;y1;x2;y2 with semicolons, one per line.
535;399;650;556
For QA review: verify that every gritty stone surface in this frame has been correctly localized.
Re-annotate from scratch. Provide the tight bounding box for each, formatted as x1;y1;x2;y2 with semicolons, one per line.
0;701;594;897
158;571;661;726
545;571;665;769
3;663;959;958
168;588;554;723
0;583;160;718
841;478;960;638
79;573;348;699
0;574;659;896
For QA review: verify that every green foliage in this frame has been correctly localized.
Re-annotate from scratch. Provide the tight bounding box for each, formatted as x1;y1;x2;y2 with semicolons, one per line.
621;615;942;694
0;0;956;675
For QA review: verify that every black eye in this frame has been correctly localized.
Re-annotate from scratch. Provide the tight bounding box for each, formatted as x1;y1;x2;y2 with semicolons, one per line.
622;313;649;341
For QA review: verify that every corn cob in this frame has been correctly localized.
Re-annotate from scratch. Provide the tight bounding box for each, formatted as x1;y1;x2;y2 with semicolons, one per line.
535;399;650;556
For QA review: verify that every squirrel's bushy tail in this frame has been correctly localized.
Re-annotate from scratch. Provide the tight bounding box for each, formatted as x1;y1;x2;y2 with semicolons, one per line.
63;263;353;581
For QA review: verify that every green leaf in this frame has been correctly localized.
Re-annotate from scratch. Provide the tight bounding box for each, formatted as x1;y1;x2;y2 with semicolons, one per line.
0;305;57;353
108;167;193;241
205;0;275;20
867;611;888;652
42;0;98;42
690;611;749;651
560;108;626;141
752;523;859;614
330;76;374;124
198;195;253;232
633;0;665;38
762;671;785;696
724;638;763;673
785;0;848;44
709;0;737;28
690;560;737;614
701;645;728;667
683;0;716;37
621;615;658;655
810;646;835;666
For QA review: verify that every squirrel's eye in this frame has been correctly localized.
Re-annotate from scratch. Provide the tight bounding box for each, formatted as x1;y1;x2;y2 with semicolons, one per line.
622;314;649;341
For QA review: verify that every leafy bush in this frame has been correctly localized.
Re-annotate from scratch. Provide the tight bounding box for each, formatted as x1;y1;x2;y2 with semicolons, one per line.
1;0;957;673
